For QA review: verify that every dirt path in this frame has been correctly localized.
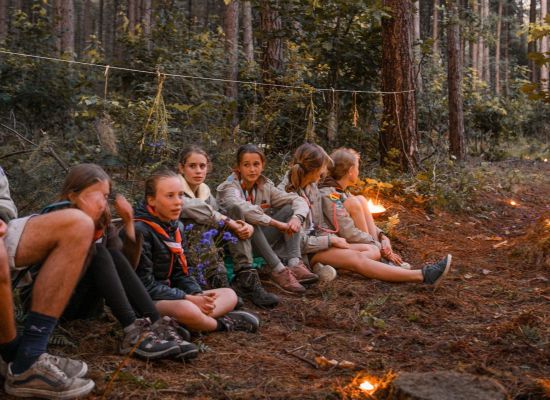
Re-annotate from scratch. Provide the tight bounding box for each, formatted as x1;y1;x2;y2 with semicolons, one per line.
8;160;549;400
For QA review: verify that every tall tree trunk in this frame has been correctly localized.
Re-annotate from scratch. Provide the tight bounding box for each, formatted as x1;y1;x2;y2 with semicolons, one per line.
242;0;254;64
224;0;239;100
541;0;549;89
414;0;422;92
528;0;537;83
380;0;419;172
482;0;490;85
260;0;284;84
142;0;152;48
447;0;465;161
0;0;7;43
471;0;478;74
98;0;104;44
128;0;137;35
495;0;503;95
477;0;485;81
432;0;439;58
54;0;75;59
503;0;510;96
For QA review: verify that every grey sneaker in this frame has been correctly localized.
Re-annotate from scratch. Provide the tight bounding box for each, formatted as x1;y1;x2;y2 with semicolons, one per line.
151;317;199;360
422;254;452;286
0;353;87;380
120;318;181;360
217;311;260;333
312;263;337;282
4;353;95;399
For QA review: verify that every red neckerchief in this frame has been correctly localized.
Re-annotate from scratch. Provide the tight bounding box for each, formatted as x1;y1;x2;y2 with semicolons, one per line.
134;205;188;275
93;229;105;241
241;181;256;204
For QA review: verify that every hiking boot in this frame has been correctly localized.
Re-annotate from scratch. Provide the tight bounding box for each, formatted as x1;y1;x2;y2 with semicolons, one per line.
231;269;279;308
4;353;95;399
217;311;260;333
120;318;181;360
312;262;338;282
422;254;452;286
151;317;199;360
207;265;230;289
288;261;319;284
270;268;306;294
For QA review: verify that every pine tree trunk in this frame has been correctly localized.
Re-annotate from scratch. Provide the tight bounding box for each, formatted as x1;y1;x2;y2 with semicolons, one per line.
380;0;419;172
482;0;490;86
242;0;254;64
447;0;465;161
54;0;75;59
128;0;137;35
541;0;549;89
413;0;422;92
528;0;537;83
503;1;510;96
98;0;104;44
0;0;7;43
142;0;152;48
432;0;439;58
224;0;239;100
260;0;284;84
495;0;503;95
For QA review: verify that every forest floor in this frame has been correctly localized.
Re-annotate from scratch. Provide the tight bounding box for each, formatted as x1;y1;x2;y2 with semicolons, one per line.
4;159;550;400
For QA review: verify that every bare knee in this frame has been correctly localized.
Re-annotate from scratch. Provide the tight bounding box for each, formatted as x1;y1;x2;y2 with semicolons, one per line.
366;245;381;260
344;197;362;213
56;209;94;242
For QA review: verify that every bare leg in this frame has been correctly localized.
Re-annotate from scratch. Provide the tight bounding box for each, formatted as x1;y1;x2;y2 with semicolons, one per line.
310;247;423;283
353;195;379;237
349;243;382;261
0;238;16;344
156;288;237;332
14;209;94;317
343;196;370;232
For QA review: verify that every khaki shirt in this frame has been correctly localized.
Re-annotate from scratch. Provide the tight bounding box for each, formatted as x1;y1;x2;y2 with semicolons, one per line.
0;167;17;223
217;173;308;226
179;176;226;226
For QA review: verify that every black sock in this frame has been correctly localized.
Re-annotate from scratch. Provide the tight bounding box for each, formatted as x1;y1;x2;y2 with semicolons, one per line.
11;312;57;374
215;318;226;332
0;335;20;363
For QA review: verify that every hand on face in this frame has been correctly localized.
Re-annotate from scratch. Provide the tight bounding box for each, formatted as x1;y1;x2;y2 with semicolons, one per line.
70;180;110;225
113;194;133;223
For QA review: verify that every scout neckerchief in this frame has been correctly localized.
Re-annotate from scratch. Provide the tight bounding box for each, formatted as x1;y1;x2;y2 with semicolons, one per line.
241;180;257;204
298;185;339;235
134;205;188;275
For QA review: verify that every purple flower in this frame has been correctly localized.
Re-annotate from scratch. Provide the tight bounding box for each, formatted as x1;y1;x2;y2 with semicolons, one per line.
222;231;237;243
218;220;226;228
185;223;194;231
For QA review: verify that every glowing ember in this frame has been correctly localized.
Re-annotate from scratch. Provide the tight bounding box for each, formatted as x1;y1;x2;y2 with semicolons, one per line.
359;379;376;393
510;200;517;206
544;158;548;163
367;199;386;214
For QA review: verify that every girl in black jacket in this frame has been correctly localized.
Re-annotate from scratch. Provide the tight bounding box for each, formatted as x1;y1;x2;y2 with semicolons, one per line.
133;169;259;334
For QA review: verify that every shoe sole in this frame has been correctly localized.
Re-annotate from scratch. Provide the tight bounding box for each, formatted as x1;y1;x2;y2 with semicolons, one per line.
433;254;452;287
176;347;199;360
295;276;320;285
73;362;88;379
121;344;181;360
5;378;95;400
261;278;306;295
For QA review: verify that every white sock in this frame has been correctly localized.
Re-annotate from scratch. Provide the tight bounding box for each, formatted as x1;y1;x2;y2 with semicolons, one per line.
272;263;286;273
287;257;300;267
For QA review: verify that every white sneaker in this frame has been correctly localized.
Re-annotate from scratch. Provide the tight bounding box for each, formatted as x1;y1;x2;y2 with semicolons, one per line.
312;263;337;282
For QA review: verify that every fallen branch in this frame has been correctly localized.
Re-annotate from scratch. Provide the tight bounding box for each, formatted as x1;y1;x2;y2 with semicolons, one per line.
282;349;318;369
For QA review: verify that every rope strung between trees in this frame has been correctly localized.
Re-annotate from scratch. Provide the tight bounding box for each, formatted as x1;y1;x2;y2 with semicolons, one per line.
0;49;416;95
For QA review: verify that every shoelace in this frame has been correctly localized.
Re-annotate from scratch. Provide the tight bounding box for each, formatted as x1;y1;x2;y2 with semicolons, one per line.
43;355;69;379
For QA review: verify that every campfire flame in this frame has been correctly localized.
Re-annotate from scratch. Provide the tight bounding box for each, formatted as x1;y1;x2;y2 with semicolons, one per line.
510;200;518;206
367;199;386;215
359;379;376;393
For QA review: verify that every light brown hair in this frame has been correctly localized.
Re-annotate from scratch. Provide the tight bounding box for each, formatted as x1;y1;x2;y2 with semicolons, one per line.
145;169;180;200
286;143;332;192
329;148;360;180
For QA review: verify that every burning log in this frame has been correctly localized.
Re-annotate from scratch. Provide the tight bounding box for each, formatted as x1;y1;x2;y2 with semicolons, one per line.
384;371;507;400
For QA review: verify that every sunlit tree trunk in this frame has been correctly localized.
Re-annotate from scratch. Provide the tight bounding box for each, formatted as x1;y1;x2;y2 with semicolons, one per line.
482;0;490;86
414;0;422;92
432;0;439;58
224;0;239;100
54;0;75;59
242;0;254;64
528;0;538;82
495;0;503;95
447;0;465;161
380;0;419;172
541;0;549;89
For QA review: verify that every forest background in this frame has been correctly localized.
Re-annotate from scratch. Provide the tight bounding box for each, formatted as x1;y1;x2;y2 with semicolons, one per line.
0;0;548;210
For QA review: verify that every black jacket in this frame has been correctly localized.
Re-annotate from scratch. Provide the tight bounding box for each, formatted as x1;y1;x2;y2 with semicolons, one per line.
132;203;202;301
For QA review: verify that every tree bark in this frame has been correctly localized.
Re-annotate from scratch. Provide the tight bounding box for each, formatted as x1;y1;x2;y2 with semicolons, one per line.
447;0;465;161
98;0;104;44
413;0;422;92
0;0;7;43
495;0;503;95
54;0;75;59
242;0;254;64
528;0;537;83
224;0;239;100
432;0;439;58
482;0;490;86
380;0;419;172
503;0;510;96
142;0;152;48
128;0;138;35
260;0;284;84
541;0;549;89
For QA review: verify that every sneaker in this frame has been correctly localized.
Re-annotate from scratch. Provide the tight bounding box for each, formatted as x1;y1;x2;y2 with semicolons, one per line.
312;263;338;282
288;261;319;284
270;268;306;294
1;353;87;380
422;254;452;286
217;311;260;333
382;258;412;270
151;317;199;360
5;353;95;399
120;318;181;360
231;269;280;308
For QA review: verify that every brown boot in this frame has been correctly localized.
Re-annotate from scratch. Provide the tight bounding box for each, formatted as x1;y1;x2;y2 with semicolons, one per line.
270;268;306;294
288;261;319;284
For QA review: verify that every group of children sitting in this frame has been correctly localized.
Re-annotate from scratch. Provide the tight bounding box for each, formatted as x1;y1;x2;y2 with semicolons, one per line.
0;142;451;399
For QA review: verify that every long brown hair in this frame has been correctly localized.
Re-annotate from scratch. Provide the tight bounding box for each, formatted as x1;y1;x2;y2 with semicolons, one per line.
286;143;332;192
235;144;266;168
329;148;359;180
178;145;211;172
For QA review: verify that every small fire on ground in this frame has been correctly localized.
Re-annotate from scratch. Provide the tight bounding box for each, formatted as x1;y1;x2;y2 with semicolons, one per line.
367;199;386;215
